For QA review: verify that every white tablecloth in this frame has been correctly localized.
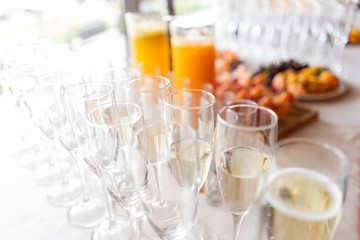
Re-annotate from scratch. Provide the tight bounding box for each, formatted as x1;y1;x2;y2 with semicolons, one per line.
0;33;359;240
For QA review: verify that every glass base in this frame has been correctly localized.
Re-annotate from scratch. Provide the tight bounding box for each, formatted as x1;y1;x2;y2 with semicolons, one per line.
20;148;42;170
47;178;81;207
167;221;221;240
194;221;222;240
67;197;107;228
91;216;132;240
34;161;73;187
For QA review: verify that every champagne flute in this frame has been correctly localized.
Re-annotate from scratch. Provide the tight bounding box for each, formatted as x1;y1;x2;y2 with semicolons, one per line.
84;65;140;101
263;138;350;240
87;101;148;240
65;82;133;240
126;76;171;203
16;62;74;186
39;72;107;227
204;99;258;207
164;89;216;232
215;104;278;240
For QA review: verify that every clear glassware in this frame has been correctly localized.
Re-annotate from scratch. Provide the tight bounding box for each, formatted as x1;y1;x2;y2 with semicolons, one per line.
39;72;107;227
126;76;171;204
65;82;132;240
215;104;278;240
164;89;216;237
205;99;258;207
88;65;140;101
87;101;148;240
138;121;207;239
169;16;216;91
125;12;171;77
326;0;355;76
16;62;73;186
262;138;350;240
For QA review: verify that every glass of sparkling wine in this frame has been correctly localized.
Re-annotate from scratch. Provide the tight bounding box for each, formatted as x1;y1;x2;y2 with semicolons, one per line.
126;76;171;202
215;104;278;240
164;89;216;234
263;138;350;240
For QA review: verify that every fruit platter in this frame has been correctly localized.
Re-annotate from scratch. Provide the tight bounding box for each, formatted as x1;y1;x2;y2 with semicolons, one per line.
215;50;345;107
214;50;346;137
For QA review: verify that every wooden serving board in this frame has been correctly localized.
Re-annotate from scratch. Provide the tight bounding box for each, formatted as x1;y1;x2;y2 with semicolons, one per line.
278;102;318;139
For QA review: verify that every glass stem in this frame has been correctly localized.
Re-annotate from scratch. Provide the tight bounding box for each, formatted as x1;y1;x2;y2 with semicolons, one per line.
71;151;90;203
232;210;249;240
42;135;55;168
126;205;140;240
53;139;69;184
99;174;117;229
153;162;164;203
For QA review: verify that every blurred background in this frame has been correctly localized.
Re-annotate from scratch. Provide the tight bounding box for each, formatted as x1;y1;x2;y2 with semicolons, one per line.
0;0;219;47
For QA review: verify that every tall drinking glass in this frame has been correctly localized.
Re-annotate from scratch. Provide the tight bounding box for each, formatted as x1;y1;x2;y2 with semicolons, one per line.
263;138;350;240
84;65;140;101
125;12;171;77
164;89;216;232
126;76;171;203
87;102;148;240
215;104;278;240
205;99;258;207
65;82;133;240
40;72;107;227
170;16;216;91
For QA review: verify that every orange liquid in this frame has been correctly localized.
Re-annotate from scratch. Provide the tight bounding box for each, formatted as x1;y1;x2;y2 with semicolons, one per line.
129;33;170;77
171;38;215;91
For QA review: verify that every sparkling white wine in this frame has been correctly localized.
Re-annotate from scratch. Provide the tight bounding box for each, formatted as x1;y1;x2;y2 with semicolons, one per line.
88;103;140;169
217;147;270;213
170;139;211;190
138;120;169;162
264;168;343;240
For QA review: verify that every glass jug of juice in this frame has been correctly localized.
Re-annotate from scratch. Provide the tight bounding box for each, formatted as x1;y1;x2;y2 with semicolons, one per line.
170;16;216;91
125;13;171;77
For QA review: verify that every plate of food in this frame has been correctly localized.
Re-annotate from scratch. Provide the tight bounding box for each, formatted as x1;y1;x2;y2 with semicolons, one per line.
215;51;347;106
214;51;349;137
296;80;347;101
256;62;348;101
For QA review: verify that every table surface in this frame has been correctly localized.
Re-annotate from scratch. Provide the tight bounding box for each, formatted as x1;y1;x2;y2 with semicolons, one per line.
0;32;359;240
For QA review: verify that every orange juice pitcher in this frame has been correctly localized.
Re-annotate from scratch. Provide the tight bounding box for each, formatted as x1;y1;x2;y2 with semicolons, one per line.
170;17;215;91
125;13;171;77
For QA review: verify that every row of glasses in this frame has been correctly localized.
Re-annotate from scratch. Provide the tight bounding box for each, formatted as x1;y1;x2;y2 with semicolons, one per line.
64;82;132;239
39;71;107;226
0;41;82;194
59;63;146;238
63;71;218;239
219;0;357;75
5;37;349;239
67;71;349;240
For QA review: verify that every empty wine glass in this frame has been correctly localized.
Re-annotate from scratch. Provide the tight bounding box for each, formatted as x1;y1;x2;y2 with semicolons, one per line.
164;89;216;236
326;0;355;76
39;72;107;227
263;138;350;240
215;104;278;240
87;101;148;240
65;82;132;240
16;62;73;186
84;65;140;101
